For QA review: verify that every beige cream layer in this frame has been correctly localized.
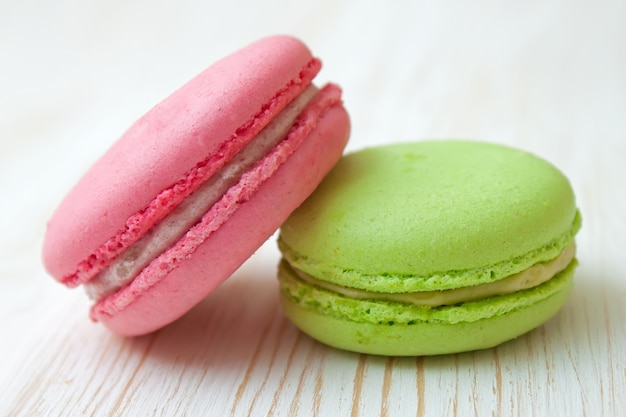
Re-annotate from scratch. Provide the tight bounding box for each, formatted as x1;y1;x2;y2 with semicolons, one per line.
292;244;576;306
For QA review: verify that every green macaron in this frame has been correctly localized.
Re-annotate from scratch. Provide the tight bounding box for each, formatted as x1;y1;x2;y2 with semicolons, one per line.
277;140;581;356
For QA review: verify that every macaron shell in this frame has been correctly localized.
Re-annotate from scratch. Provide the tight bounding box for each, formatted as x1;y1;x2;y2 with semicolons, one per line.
43;35;319;284
93;103;350;336
279;262;575;356
279;140;579;291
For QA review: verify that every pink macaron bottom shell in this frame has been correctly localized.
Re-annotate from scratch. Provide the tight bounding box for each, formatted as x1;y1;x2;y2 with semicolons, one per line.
91;91;350;336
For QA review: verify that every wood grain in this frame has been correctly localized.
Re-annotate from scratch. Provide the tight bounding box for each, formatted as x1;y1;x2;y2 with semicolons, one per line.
1;1;625;416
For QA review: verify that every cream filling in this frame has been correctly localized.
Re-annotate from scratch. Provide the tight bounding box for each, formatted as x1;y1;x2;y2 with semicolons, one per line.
291;243;576;307
85;85;319;301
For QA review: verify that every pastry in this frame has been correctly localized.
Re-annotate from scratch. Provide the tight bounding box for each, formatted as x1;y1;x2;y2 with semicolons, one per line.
43;35;350;336
278;140;581;355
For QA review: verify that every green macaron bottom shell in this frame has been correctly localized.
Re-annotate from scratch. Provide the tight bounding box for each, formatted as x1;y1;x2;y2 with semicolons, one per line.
278;260;576;356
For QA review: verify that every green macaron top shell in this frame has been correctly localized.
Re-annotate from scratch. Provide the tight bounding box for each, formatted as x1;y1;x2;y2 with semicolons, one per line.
279;140;580;292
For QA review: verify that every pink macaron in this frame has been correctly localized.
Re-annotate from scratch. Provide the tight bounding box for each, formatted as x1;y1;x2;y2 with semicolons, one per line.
42;35;351;336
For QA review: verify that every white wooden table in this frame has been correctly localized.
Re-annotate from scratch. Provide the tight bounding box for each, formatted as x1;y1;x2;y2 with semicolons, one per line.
1;1;624;416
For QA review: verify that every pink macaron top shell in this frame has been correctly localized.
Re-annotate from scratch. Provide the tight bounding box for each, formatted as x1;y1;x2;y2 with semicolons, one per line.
43;36;320;286
93;87;350;336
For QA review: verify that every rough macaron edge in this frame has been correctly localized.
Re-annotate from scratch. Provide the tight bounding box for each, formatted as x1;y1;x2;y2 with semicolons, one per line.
278;257;577;325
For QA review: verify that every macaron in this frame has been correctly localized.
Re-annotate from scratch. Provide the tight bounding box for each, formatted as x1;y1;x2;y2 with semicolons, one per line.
42;35;350;336
277;140;581;355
